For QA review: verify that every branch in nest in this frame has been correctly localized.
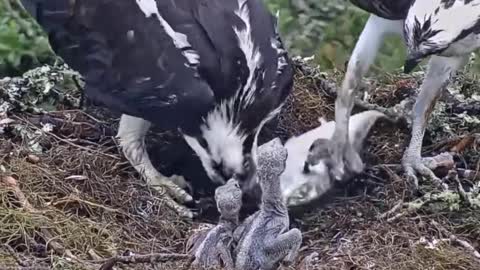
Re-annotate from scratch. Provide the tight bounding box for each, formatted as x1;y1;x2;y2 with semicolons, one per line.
1;176;35;212
383;198;430;223
446;170;472;207
450;134;478;153
99;253;192;270
0;176;90;266
316;78;410;125
457;168;478;181
415;234;480;263
449;235;480;261
50;194;128;216
12;116;120;160
429;220;480;262
1;244;30;267
380;190;462;222
377;200;403;220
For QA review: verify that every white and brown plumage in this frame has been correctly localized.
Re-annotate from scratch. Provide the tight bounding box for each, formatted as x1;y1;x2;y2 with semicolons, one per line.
315;0;480;188
20;0;293;218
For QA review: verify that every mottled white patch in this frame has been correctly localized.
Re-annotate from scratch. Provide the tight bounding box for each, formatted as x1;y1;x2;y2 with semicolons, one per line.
185;99;281;184
279;110;386;207
405;0;480;55
204;104;246;168
184;101;247;183
234;0;263;108
135;0;199;65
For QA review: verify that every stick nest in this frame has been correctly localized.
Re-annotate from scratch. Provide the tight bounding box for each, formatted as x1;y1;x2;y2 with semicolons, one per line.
0;58;479;269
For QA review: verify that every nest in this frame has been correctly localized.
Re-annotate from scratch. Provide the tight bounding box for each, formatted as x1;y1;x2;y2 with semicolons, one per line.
0;59;479;269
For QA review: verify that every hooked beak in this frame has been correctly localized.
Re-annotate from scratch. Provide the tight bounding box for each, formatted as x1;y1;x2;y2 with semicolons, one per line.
404;52;423;73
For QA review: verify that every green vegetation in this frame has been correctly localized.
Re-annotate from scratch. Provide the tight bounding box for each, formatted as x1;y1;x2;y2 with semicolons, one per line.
0;0;54;77
0;0;478;76
265;0;407;72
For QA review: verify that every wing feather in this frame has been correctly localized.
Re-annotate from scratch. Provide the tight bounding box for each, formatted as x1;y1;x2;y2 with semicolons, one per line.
22;0;214;132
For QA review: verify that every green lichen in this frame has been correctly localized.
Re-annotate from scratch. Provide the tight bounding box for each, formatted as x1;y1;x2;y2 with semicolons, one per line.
0;64;81;114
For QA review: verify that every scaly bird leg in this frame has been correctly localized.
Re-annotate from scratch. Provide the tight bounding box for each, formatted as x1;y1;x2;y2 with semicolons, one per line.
402;55;469;188
329;15;403;180
117;114;193;218
264;228;302;265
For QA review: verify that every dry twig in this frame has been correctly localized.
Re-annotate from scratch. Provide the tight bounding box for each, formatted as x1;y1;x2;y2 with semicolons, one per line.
447;170;472;207
449;235;480;262
317;78;408;123
12;116;120;160
1;175;35;211
99;253;192;270
51;194;127;215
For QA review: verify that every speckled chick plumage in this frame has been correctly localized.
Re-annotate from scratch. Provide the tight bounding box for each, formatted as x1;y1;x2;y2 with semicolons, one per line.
234;138;302;270
186;179;243;270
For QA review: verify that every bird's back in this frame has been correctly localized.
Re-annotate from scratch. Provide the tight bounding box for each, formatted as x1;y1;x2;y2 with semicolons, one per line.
21;0;215;130
21;0;292;134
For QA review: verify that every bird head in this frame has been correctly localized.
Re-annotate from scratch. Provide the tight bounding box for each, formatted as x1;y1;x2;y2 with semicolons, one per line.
403;0;480;73
183;1;293;190
214;178;243;219
256;138;288;189
304;138;334;174
183;111;258;187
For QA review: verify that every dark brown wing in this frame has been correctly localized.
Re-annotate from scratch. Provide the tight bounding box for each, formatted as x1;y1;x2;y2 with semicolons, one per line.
21;0;214;133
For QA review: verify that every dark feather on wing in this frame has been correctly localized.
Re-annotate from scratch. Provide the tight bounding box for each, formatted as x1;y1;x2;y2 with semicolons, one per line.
21;0;293;138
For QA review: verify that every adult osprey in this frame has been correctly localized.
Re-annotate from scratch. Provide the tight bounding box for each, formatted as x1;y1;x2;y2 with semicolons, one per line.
20;0;293;218
311;0;480;187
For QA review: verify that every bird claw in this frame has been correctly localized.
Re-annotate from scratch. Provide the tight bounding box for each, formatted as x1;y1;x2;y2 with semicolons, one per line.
159;193;194;219
402;152;454;190
166;175;194;202
328;139;364;182
149;175;194;219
